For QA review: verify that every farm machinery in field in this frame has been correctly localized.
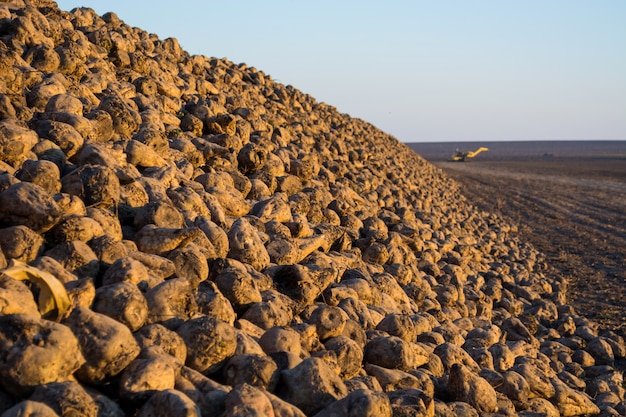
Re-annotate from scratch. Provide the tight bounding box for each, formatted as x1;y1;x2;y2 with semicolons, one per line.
449;147;489;162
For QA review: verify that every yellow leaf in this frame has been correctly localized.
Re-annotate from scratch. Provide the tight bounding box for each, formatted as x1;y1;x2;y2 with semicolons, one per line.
0;260;71;321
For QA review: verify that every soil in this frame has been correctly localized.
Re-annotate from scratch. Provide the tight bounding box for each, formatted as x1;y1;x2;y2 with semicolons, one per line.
411;141;626;337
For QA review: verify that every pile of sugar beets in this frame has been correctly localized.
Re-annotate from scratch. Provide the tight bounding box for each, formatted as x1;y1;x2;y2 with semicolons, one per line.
0;1;624;416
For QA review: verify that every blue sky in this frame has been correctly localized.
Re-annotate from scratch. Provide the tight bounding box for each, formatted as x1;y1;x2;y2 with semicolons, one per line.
55;1;626;142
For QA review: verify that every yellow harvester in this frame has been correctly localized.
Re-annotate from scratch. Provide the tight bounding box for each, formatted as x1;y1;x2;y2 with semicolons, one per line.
449;147;488;162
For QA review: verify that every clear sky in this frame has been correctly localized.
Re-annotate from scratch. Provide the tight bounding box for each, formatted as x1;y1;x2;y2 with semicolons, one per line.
55;1;626;143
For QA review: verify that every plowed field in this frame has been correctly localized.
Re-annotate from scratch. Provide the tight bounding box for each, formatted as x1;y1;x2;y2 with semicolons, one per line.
411;141;626;336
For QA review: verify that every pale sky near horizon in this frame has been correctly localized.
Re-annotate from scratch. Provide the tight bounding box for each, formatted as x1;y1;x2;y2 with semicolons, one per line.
55;1;626;143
